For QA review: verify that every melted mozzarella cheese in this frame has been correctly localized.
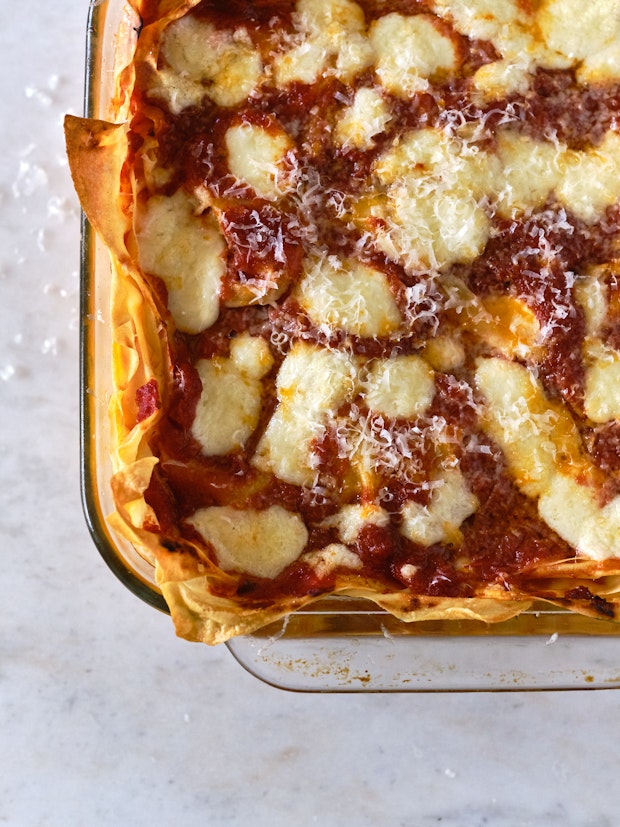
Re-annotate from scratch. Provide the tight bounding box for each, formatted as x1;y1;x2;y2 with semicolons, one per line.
538;474;620;561
273;0;373;85
538;0;620;83
188;505;308;578
157;17;262;110
301;543;363;576
274;38;327;86
374;174;492;272
494;129;620;223
556;131;620;223
423;335;466;372
362;355;435;419
363;119;620;259
355;111;620;276
322;502;390;544
370;128;499;271
431;0;541;66
400;469;479;546
431;0;524;43
369;13;457;97
431;0;577;99
335;86;392;150
136;190;225;334
575;272;620;422
575;272;609;337
472;57;532;100
192;334;274;455
253;341;357;486
296;256;402;337
584;344;620;423
435;0;620;99
496;130;563;219
476;357;620;560
475;357;583;498
225;122;296;201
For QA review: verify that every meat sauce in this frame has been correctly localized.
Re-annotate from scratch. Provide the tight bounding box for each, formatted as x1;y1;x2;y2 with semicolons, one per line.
131;0;620;605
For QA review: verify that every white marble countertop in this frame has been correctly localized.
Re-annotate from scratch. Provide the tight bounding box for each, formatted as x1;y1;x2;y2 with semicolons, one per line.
2;2;620;825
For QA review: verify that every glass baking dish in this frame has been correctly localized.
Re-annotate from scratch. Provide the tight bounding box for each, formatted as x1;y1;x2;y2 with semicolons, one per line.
79;0;620;692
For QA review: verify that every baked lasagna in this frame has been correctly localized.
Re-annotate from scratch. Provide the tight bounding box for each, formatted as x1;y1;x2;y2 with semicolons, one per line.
67;0;620;644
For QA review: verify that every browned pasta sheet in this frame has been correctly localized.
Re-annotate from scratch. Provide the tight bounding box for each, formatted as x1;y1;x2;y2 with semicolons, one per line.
67;0;620;644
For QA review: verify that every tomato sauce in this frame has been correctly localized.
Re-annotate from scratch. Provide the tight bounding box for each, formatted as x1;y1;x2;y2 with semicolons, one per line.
589;423;620;474
524;69;620;151
135;378;161;422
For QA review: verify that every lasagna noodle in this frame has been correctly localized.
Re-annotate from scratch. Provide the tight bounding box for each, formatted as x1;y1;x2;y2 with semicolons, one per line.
67;0;620;644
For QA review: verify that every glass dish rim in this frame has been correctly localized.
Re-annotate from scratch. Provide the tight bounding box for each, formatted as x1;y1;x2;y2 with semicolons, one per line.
79;0;169;614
